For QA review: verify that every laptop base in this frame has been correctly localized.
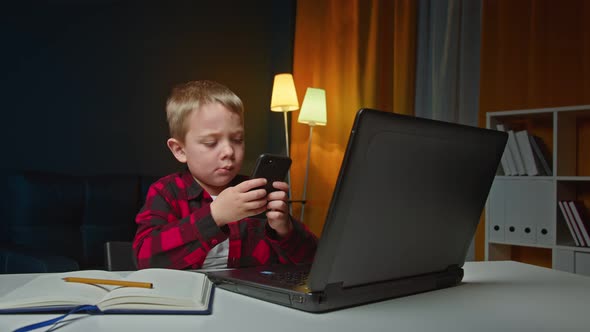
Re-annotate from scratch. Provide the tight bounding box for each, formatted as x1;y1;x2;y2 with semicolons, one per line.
209;265;463;313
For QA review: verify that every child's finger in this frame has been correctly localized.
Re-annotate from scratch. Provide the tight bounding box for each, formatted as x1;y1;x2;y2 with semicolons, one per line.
267;189;287;202
265;210;285;220
243;188;267;201
246;199;268;212
236;178;267;192
272;181;289;191
250;205;268;216
267;200;287;212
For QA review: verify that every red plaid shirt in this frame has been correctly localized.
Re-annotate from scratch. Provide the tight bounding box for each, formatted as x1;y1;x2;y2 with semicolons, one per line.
133;170;318;270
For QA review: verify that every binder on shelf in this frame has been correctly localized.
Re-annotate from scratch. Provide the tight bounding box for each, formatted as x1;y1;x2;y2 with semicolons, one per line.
563;201;586;247
507;130;526;175
515;130;540;176
530;180;554;245
528;135;552;176
497;148;514;176
498;124;527;175
495;124;517;175
568;201;590;246
558;201;580;246
487;180;506;242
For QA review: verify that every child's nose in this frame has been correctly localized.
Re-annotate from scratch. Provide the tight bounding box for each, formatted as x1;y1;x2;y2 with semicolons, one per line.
220;141;234;157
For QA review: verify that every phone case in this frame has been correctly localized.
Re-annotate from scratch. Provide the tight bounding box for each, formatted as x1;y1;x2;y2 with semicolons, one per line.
251;153;292;192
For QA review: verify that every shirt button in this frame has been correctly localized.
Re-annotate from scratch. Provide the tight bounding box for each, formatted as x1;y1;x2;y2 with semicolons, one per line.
211;239;218;245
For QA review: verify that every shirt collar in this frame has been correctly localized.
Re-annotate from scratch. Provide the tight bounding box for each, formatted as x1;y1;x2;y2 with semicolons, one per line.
181;170;204;200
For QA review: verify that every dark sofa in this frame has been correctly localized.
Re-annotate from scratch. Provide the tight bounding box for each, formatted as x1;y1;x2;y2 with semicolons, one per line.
0;171;160;273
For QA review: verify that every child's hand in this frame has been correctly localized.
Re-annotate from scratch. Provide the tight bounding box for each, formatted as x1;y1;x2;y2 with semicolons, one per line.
266;181;293;237
210;178;268;226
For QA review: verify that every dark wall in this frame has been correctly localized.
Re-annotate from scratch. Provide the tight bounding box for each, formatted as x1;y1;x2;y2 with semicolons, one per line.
0;0;296;176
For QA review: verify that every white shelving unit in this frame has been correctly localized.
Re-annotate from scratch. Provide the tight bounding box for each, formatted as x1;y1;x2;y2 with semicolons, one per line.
485;105;590;277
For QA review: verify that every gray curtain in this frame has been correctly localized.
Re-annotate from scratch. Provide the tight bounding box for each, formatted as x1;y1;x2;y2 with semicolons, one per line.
415;0;482;126
414;0;482;260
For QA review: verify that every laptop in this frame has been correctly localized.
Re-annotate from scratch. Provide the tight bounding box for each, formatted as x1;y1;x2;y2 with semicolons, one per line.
207;108;508;313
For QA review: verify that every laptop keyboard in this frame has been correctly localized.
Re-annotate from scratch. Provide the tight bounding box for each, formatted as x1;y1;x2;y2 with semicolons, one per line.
260;270;310;286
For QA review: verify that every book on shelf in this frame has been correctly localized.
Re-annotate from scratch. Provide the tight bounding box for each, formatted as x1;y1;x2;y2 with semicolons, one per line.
562;201;586;247
558;201;581;246
0;268;214;314
515;130;540;176
528;135;552;176
495;124;517;175
568;201;590;247
506;129;526;175
496;124;526;175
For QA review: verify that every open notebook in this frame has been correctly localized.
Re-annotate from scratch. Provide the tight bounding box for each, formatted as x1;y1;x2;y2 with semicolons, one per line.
207;108;507;312
0;268;214;315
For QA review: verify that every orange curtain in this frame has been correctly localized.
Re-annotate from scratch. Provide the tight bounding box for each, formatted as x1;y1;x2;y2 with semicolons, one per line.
476;0;590;260
291;0;417;235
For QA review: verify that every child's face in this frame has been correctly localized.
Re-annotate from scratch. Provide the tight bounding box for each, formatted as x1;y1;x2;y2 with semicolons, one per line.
174;102;245;195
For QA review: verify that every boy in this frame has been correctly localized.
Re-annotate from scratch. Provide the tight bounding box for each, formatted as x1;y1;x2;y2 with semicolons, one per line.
133;80;318;270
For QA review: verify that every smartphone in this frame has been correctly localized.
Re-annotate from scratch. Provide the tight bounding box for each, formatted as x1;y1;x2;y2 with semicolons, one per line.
250;153;292;193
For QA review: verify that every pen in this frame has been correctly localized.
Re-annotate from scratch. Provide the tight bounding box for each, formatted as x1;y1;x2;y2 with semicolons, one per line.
62;277;153;289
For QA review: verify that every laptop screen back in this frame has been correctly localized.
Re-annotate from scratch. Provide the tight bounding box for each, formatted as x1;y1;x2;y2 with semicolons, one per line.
308;109;507;291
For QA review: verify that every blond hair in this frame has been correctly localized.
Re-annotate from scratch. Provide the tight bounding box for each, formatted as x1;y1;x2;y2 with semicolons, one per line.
166;80;244;141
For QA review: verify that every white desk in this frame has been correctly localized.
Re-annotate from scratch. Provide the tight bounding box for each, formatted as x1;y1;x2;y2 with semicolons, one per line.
1;261;589;332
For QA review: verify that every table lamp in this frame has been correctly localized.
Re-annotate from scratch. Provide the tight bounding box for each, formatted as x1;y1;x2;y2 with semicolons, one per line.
297;87;327;222
270;73;299;207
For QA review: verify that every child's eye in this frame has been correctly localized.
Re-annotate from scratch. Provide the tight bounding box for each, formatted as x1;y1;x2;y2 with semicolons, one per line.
232;137;244;144
202;141;216;147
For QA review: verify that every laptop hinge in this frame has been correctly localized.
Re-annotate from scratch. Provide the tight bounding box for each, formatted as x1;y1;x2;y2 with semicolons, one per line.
319;266;464;307
320;282;344;303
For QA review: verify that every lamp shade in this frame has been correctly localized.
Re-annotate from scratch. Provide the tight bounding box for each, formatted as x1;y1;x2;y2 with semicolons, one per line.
298;87;327;126
270;73;299;112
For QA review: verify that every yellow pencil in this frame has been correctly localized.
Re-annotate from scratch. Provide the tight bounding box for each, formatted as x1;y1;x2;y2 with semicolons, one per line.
62;277;153;289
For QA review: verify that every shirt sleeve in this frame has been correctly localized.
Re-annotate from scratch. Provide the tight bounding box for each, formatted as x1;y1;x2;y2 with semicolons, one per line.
265;216;318;264
133;183;228;270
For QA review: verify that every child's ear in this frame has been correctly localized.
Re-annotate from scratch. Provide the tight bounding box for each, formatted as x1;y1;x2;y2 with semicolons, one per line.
167;138;187;163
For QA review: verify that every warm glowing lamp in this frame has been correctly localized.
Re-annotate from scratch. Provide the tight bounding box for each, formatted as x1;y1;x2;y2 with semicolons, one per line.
271;74;300;157
270;73;299;206
297;87;327;222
